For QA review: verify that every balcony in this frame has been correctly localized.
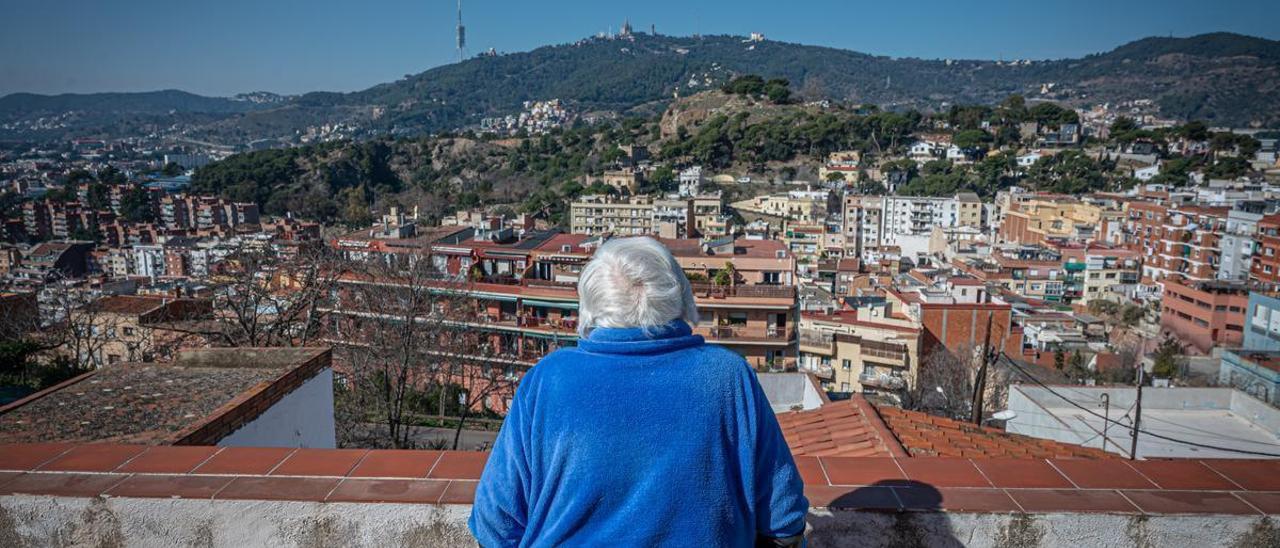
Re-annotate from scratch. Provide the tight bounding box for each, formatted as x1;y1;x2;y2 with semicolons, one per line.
697;325;794;344
798;330;834;352
1;442;1274;546
689;282;796;301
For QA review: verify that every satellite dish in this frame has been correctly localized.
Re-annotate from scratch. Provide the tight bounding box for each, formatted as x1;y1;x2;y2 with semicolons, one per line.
992;410;1017;421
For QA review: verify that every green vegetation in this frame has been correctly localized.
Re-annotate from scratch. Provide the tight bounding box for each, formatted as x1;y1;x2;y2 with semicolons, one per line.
721;75;792;104
1151;337;1184;379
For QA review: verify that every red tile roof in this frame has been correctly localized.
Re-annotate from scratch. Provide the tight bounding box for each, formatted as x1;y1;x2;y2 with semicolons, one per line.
777;397;904;458
780;397;1116;460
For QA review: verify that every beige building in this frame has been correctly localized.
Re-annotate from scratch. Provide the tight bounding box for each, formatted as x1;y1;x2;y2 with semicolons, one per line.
570;195;656;236
956;192;984;228
600;169;642;194
72;295;212;367
798;302;921;400
732;190;832;223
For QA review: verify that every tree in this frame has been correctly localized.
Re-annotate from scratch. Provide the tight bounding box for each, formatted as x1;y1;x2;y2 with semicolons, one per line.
330;257;518;449
713;262;737;286
1151;337;1184;379
96;165;127;185
1179;120;1210;142
952;129;990;151
340;185;373;227
161;243;346;349
825;171;846;183
119;186;155;223
161;162;184;177
1065;350;1090;382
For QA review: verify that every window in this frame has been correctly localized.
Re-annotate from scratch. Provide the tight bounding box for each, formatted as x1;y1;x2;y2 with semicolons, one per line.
123;327;135;337
842;359;852;371
840;382;851;392
1194;318;1210;328
108;354;121;364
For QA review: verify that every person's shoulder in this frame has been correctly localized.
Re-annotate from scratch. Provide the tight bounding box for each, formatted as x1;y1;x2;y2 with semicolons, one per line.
687;342;748;363
524;346;584;379
684;343;755;375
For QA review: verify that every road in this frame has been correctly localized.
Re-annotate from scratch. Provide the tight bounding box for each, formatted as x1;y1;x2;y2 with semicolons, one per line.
351;422;499;450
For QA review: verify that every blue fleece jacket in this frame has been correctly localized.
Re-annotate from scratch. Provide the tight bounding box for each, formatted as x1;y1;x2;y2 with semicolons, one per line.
469;319;809;547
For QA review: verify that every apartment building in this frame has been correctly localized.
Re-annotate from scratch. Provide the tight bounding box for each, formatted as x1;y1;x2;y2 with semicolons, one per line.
842;194;884;262
731;189;833;223
1219;292;1280;404
998;198;1122;246
1219;207;1263;282
74;295;213;366
1159;278;1250;354
570;194;725;238
326;230;801;411
1146;206;1228;282
1054;244;1142;303
570;194;657;236
798;301;921;401
1251;214;1280;285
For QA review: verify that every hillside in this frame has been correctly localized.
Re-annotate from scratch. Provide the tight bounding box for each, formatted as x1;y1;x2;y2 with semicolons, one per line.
2;32;1278;142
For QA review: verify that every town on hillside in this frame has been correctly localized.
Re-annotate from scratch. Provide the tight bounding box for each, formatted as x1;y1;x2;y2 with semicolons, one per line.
3;42;1280;540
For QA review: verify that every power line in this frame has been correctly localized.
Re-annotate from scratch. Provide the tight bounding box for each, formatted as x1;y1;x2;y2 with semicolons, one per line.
998;353;1280;458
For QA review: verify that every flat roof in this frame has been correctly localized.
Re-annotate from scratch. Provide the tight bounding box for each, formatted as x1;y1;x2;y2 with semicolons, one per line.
0;348;329;445
1008;386;1280;459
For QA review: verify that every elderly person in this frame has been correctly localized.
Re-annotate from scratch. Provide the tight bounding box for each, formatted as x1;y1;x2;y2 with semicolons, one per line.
470;236;808;547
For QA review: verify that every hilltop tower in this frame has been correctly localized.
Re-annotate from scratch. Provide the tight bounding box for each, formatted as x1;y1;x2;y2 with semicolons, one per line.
620;18;632;37
456;0;466;62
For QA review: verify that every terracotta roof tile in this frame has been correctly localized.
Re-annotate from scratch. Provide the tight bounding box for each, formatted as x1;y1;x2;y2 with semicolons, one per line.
779;396;1117;460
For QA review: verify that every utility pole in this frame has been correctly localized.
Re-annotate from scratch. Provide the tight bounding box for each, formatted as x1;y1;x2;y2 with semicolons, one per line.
1100;393;1111;455
971;312;995;425
1130;365;1144;460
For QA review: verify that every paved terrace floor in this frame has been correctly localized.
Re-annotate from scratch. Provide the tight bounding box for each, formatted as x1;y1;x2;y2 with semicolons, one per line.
3;443;1280;546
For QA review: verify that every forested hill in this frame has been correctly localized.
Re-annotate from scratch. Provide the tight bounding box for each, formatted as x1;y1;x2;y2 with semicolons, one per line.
298;31;1280;132
3;32;1278;142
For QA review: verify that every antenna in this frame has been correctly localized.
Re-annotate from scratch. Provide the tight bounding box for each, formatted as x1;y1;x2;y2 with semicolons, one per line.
456;0;466;62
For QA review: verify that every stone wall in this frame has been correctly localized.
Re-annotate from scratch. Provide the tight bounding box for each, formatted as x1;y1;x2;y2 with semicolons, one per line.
3;495;1276;548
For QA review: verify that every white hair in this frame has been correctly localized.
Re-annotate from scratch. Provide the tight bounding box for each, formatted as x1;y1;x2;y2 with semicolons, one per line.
576;236;699;336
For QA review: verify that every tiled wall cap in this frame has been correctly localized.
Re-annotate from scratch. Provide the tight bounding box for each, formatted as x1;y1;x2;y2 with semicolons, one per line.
0;444;1278;514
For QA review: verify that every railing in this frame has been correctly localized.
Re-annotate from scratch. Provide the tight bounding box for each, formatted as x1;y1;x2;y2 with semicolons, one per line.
799;330;834;349
698;325;795;342
689;283;796;300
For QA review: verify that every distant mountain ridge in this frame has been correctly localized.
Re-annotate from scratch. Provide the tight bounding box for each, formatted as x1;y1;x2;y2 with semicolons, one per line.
2;32;1278;142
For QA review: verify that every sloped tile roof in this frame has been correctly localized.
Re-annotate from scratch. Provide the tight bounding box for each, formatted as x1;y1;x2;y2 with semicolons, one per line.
777;397;903;458
779;396;1116;460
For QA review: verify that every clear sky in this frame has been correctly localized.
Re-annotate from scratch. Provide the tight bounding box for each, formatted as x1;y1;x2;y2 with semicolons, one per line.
2;0;1278;97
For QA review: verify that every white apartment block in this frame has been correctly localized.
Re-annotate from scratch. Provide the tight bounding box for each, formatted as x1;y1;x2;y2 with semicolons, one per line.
571;193;724;238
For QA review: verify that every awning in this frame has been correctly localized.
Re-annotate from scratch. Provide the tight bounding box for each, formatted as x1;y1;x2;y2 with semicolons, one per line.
522;299;579;310
473;292;518;303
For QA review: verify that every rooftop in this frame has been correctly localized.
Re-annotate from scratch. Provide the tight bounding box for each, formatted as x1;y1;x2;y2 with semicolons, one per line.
779;396;1113;459
0;348;330;445
1007;386;1280;459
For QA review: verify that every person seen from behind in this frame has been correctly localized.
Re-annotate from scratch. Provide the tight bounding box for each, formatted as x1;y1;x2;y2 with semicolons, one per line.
469;236;809;546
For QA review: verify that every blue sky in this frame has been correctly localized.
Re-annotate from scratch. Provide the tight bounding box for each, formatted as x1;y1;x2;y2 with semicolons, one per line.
2;0;1278;97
